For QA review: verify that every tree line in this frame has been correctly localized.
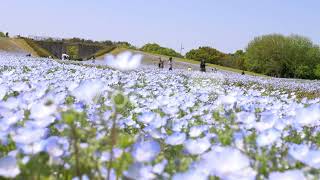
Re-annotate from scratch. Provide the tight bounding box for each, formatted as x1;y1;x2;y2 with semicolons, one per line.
183;34;320;79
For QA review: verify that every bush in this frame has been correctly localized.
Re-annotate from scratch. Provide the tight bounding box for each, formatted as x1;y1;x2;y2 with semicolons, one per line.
0;32;5;37
141;43;182;58
314;64;320;79
245;34;320;79
186;47;225;64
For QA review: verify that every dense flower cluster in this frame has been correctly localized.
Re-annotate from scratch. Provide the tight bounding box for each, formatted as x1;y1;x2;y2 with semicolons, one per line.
0;53;319;179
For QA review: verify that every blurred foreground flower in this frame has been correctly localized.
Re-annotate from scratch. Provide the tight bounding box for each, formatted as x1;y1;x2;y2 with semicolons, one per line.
104;51;142;71
0;156;20;178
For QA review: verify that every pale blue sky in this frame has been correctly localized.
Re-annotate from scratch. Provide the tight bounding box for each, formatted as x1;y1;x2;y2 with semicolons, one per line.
1;0;319;53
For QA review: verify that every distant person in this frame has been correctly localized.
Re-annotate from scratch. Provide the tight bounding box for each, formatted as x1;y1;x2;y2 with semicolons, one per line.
62;53;69;60
92;56;96;64
168;57;173;71
200;59;206;72
241;71;245;75
158;57;163;69
161;58;164;69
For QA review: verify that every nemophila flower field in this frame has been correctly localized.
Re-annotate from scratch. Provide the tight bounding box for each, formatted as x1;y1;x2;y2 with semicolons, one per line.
0;52;320;180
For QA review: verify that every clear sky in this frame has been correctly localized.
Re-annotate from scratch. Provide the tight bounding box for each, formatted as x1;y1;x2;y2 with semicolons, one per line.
1;0;319;53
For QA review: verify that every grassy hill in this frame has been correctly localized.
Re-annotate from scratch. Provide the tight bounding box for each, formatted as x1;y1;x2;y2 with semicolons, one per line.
0;37;39;56
22;38;55;58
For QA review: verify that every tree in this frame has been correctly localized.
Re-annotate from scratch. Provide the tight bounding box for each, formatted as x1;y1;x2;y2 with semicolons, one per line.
141;43;182;58
0;32;5;37
314;64;320;79
185;46;225;64
245;34;320;79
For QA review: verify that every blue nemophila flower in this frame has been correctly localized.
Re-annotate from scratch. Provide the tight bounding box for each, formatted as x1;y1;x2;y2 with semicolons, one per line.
194;146;256;179
138;112;156;124
0;97;20;109
12;125;47;145
0;84;7;100
0;156;20;178
173;169;207;180
295;104;320;126
165;132;186;145
71;79;104;104
256;128;281;147
132;140;160;162
45;136;69;158
289;144;320;169
125;163;156;180
269;170;306;180
30;101;56;120
152;159;167;174
184;137;211;155
189;126;207;138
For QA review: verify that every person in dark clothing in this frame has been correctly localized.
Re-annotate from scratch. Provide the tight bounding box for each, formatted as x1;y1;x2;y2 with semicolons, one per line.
241;71;245;75
168;57;173;70
158;57;163;69
200;59;206;72
158;58;161;68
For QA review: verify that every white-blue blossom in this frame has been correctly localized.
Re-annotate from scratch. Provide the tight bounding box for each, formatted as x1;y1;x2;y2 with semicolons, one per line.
132;140;160;162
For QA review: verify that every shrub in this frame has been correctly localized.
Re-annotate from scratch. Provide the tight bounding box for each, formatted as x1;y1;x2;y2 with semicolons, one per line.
141;43;182;58
186;47;225;64
314;64;320;79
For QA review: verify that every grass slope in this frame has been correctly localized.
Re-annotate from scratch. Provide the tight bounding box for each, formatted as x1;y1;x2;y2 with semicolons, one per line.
22;38;56;58
11;39;39;56
0;37;33;54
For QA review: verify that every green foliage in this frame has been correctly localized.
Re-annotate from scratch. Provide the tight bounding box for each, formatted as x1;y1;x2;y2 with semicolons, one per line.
314;64;320;78
66;45;79;59
141;43;183;58
218;51;246;70
186;46;225;64
245;34;320;79
0;32;5;38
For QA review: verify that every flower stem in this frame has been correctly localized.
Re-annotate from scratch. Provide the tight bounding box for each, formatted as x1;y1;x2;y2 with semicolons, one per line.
107;110;118;180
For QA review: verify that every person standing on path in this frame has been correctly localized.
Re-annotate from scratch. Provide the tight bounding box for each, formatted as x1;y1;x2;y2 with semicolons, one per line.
200;59;206;72
158;57;162;69
168;57;173;71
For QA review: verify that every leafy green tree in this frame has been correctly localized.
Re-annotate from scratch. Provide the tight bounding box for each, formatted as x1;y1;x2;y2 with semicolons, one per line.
295;65;312;79
0;32;5;37
245;34;320;79
141;43;182;58
314;64;320;79
185;46;225;64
